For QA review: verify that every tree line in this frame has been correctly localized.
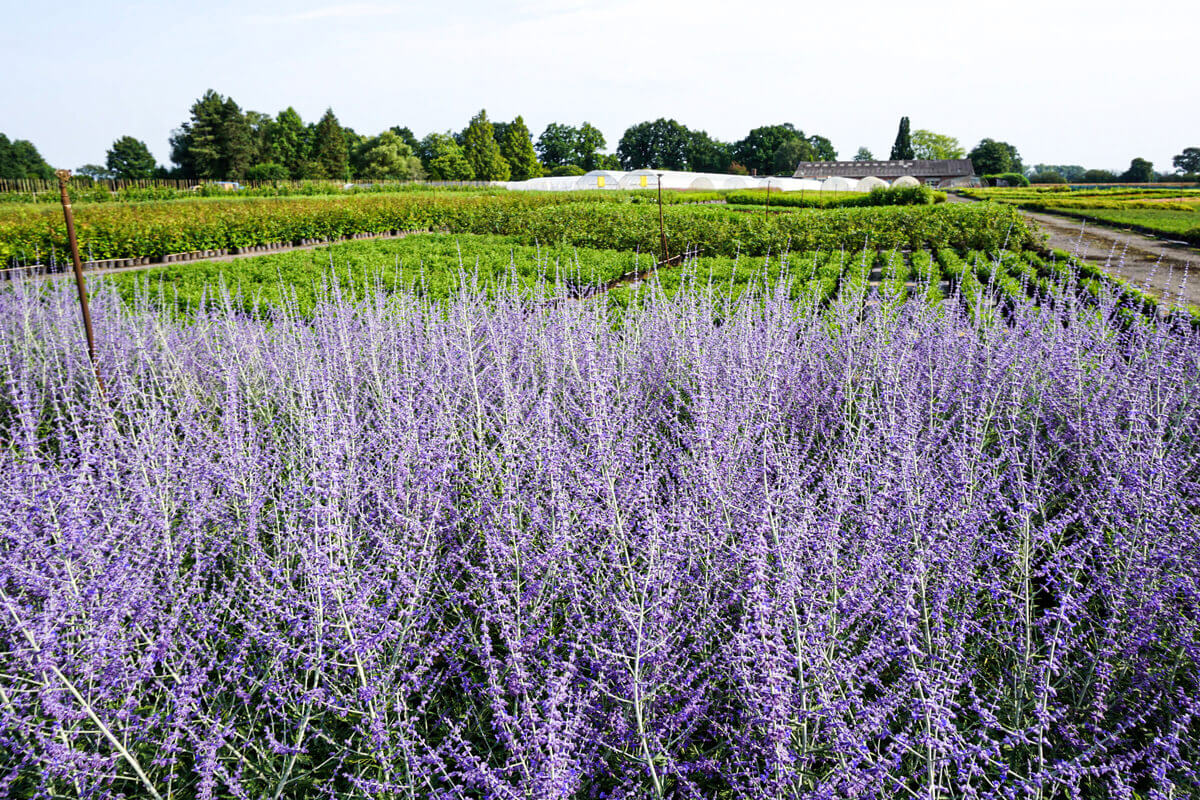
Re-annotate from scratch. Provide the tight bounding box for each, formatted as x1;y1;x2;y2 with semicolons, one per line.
1;97;1197;185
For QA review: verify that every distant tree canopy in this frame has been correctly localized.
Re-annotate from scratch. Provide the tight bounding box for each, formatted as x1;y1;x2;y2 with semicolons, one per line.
890;117;914;160
76;164;112;180
105;136;157;179
1031;164;1086;183
170;90;256;179
312;109;349;180
1120;157;1154;183
617;119;691;170
687;130;732;173
267;107;312;178
419;133;474;181
910;129;965;161
1081;169;1118;182
497;116;542;181
969;139;1023;176
0;133;54;180
1173;147;1200;175
353;131;423;180
1029;170;1067;184
853;147;874;161
460;110;510;181
536;122;608;171
732;124;834;176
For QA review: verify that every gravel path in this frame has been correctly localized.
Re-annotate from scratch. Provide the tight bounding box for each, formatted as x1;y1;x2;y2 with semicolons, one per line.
948;194;1200;308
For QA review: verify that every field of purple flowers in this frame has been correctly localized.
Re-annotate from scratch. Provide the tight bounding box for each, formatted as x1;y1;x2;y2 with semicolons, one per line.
1;264;1198;799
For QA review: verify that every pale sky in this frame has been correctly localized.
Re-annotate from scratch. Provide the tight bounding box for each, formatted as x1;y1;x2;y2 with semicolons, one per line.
2;0;1197;174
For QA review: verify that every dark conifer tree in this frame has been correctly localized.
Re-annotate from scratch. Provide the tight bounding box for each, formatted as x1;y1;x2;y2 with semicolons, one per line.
890;117;914;160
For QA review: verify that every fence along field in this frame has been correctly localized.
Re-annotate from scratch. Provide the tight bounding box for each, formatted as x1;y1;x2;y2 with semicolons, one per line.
1;187;1198;798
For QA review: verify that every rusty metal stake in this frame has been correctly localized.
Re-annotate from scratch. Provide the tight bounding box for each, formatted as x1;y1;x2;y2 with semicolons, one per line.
656;173;668;264
55;170;105;395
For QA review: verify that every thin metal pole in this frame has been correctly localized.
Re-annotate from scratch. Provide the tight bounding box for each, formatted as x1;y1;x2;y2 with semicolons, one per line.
657;173;668;263
55;169;105;395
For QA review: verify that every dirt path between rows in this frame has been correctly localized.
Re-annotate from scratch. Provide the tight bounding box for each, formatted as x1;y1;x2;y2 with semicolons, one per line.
948;194;1200;308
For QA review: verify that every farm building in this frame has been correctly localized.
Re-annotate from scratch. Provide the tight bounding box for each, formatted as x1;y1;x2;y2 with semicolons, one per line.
791;159;980;188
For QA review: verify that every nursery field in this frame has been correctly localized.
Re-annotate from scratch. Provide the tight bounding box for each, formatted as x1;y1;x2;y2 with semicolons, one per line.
0;188;1027;267
960;186;1200;244
2;194;1199;799
104;232;1195;328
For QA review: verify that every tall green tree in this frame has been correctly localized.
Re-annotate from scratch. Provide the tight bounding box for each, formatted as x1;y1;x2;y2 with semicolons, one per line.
312;109;349;180
419;133;475;180
105;136;156;179
219;97;255;179
890;117;914;160
1120;157;1154;183
76;164;112;180
617;119;691;170
772;138;816;175
267;107;310;178
355;131;423;180
536;123;579;168
167;90;256;179
1173;147;1200;174
910;129;965;160
731;124;801;175
498;116;542;180
968;138;1022;175
245;111;273;165
853;147;874;161
170;89;226;178
461;110;510;181
574;122;607;170
687;129;732;172
389;126;420;154
807;135;836;161
0;134;55;179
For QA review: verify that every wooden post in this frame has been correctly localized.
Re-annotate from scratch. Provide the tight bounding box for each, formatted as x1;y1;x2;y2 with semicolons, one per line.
55;169;105;395
657;173;668;264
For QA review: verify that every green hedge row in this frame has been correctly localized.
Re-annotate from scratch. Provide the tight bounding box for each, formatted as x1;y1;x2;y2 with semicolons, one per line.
0;192;1035;264
726;185;945;209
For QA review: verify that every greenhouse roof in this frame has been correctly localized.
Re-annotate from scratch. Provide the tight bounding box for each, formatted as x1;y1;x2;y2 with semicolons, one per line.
792;159;975;179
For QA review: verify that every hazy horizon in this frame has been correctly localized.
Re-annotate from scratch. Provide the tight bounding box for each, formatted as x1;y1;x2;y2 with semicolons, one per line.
3;0;1196;175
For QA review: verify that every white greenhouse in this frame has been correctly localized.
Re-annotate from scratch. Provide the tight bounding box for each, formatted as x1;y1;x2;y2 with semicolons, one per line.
821;177;856;192
506;176;581;192
759;177;824;193
617;170;701;191
891;175;921;188
718;175;760;190
573;170;626;190
856;176;889;192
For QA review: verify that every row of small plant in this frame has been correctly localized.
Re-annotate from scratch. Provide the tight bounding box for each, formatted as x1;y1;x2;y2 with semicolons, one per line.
0;192;1035;264
2;270;1197;798
0;180;508;205
106;232;1191;334
726;184;945;209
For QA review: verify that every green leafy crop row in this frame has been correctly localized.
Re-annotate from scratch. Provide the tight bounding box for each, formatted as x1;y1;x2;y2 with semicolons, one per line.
0;193;1034;264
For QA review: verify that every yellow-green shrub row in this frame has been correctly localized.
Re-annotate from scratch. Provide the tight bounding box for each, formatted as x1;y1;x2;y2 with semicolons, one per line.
0;193;1035;264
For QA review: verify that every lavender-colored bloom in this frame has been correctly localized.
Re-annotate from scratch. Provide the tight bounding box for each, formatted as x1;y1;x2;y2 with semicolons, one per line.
0;253;1197;799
